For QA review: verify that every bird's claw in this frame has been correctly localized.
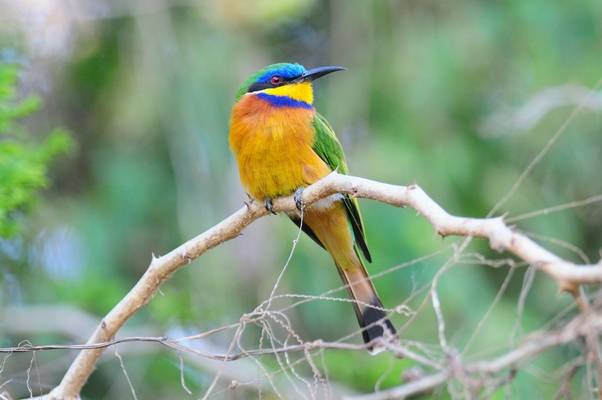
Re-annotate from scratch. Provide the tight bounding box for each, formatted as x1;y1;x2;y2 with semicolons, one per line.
244;194;255;210
264;198;277;215
294;187;305;212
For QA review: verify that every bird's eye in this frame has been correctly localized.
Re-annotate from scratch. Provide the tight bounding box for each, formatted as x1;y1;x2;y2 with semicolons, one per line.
270;76;283;85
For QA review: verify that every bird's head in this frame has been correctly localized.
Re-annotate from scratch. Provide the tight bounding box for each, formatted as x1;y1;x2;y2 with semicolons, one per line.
235;63;345;108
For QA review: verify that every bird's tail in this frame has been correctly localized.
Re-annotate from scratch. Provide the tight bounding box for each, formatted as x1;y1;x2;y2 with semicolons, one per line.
303;207;396;348
335;261;397;347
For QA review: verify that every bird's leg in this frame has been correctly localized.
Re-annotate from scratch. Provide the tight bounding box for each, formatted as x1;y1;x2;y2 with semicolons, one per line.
264;198;277;215
294;187;305;212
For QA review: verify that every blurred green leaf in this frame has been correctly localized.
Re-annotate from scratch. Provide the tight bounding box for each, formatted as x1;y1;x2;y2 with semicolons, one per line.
0;64;72;238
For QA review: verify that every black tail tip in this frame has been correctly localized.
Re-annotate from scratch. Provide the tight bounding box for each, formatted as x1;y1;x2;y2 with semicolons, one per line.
360;303;397;348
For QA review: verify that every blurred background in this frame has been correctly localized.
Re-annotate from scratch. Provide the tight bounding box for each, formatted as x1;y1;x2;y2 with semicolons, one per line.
1;0;601;398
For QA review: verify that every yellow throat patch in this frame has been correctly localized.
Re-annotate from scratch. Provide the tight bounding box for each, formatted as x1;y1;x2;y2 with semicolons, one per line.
263;82;314;105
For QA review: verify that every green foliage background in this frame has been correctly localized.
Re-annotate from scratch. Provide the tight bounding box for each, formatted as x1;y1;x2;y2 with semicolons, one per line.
1;1;601;398
0;65;71;238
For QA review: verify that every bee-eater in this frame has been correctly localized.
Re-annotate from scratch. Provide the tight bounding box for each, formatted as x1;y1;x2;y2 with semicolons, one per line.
229;63;396;345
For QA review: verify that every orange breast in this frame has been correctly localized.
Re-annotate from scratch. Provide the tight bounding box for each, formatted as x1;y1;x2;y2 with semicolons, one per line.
229;95;332;200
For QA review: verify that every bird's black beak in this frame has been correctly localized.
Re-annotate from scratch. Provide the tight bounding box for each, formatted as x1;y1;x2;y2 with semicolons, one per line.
299;65;346;82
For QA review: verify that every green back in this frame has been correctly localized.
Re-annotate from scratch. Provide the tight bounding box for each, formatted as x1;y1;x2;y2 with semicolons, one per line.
311;113;372;262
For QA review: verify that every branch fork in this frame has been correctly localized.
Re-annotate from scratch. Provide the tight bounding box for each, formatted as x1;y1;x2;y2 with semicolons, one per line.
19;171;599;400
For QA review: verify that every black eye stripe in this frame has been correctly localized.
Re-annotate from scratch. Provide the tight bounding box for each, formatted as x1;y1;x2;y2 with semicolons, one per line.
246;74;302;93
247;82;273;93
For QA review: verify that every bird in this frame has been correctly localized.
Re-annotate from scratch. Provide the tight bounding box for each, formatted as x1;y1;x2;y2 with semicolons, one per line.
229;62;396;347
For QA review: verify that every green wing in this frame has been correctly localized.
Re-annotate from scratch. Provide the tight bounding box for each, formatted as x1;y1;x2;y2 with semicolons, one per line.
310;112;372;262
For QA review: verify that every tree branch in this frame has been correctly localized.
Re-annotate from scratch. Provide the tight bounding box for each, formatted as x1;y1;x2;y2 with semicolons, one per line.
347;311;602;400
33;171;601;399
2;305;357;399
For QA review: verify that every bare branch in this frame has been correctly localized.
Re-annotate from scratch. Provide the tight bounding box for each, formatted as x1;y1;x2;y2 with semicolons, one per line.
3;305;355;399
15;171;599;400
347;371;450;400
347;312;602;400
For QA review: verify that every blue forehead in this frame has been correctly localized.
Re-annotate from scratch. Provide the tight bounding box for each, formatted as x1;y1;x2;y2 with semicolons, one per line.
255;63;306;83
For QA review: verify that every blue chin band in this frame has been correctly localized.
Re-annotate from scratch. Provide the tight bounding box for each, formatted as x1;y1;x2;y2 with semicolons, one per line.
256;93;313;109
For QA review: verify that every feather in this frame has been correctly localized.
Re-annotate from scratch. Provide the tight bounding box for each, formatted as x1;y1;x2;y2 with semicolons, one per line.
311;113;372;262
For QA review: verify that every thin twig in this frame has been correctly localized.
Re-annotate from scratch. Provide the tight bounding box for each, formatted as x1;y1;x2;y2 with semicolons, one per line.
347;312;602;400
12;171;599;400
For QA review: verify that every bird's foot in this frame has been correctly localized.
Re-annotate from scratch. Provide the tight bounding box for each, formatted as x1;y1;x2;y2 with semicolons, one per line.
264;198;277;215
294;187;305;212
